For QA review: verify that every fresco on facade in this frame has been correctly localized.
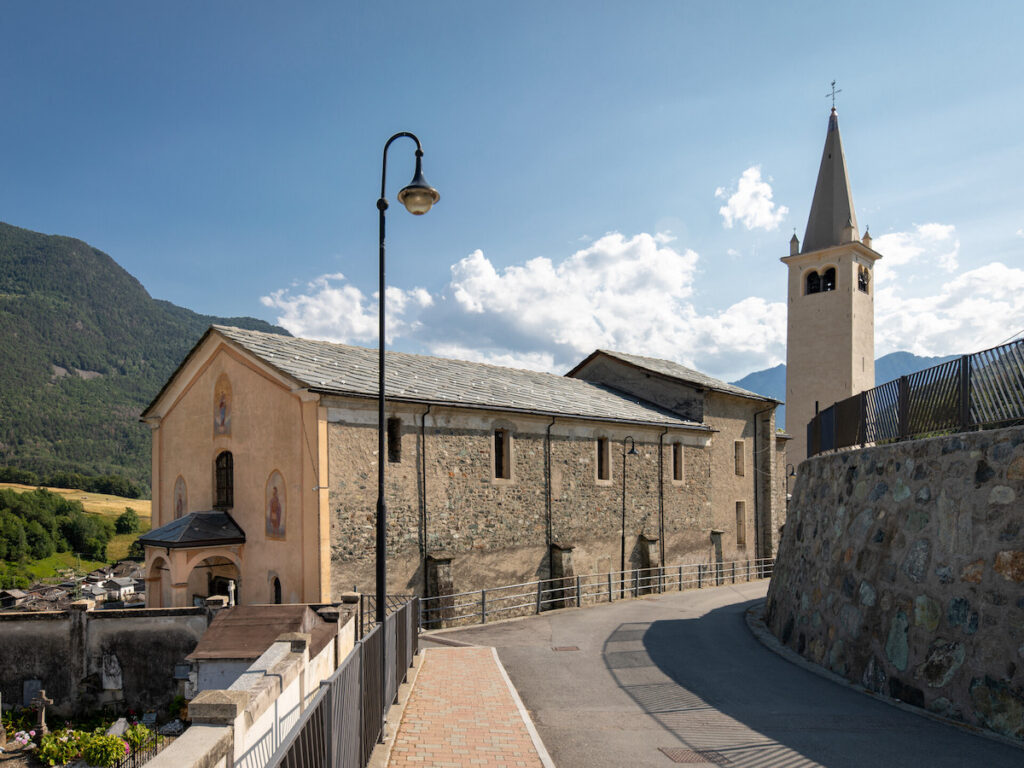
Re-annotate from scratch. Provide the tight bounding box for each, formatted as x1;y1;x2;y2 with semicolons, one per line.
214;374;232;436
266;470;286;540
173;476;188;520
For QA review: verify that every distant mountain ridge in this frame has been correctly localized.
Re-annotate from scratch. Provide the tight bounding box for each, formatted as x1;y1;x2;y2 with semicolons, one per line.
0;221;288;492
731;352;960;430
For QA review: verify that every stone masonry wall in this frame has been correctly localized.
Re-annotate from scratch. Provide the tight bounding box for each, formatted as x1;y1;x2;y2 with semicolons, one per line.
326;400;720;598
0;604;210;716
766;425;1024;741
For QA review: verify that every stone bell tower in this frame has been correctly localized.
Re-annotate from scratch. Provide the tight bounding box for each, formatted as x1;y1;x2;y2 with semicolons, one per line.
783;107;882;463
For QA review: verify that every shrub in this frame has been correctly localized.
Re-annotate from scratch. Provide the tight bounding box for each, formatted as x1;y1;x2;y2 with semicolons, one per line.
80;732;128;768
38;728;84;766
123;722;151;751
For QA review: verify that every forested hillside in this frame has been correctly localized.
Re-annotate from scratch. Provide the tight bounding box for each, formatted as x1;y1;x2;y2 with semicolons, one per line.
0;222;288;493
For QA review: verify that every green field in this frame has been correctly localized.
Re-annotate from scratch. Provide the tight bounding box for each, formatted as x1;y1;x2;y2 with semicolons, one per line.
0;483;152;582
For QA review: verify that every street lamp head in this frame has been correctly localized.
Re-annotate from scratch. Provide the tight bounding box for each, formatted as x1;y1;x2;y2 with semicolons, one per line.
624;436;639;456
397;150;440;215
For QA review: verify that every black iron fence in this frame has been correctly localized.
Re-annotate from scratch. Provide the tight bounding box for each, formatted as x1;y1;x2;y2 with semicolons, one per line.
265;598;419;768
115;733;173;768
420;558;775;629
808;339;1024;457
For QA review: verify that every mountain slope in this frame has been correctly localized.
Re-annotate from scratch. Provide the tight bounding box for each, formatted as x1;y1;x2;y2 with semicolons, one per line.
0;222;288;492
731;352;961;430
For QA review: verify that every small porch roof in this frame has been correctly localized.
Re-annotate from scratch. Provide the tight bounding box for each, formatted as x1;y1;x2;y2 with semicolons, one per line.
139;511;246;549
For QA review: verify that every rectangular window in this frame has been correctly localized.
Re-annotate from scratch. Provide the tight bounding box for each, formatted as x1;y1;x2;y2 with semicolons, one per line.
387;417;402;463
672;443;683;482
494;429;511;479
736;501;746;548
734;440;745;476
596;437;609;480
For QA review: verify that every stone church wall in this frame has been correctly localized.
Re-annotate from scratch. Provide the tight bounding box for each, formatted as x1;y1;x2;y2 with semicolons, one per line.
325;400;720;598
766;425;1024;742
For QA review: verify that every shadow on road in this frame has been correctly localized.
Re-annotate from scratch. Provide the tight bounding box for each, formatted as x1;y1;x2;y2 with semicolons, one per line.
602;598;1022;768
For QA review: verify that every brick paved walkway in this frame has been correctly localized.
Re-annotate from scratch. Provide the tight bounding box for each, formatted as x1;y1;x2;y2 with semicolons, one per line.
388;647;551;768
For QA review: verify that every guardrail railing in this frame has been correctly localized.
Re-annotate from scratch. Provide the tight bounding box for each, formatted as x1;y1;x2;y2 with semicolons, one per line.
420;558;774;629
265;598;419;768
808;338;1024;457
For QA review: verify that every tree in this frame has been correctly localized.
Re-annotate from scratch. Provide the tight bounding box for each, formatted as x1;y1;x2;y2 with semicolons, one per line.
115;507;140;534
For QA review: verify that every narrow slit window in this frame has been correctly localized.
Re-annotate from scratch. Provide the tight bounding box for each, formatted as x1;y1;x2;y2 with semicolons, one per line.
736;501;746;548
215;451;233;509
734;440;744;476
596;437;609;480
387;417;402;463
494;429;511;479
672;443;683;482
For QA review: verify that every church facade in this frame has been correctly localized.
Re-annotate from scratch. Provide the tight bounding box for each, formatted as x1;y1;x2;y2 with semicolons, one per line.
139;327;787;607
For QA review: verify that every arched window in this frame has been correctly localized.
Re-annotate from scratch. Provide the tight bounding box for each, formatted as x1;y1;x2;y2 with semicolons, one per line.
272;577;282;604
858;266;870;293
822;267;836;292
805;271;821;295
215;451;233;509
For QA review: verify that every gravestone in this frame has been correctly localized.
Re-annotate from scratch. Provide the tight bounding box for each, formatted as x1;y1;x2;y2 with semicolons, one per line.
30;690;52;735
22;679;42;708
141;712;157;728
106;717;128;737
102;653;123;690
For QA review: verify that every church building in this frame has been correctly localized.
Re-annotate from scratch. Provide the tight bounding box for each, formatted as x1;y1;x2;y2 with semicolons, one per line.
783;107;882;463
139;327;787;607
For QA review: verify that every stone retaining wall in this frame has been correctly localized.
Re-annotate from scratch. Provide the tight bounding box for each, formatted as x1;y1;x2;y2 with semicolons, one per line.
766;425;1024;742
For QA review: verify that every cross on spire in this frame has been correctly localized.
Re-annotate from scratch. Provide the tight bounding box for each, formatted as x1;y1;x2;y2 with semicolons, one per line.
826;80;842;109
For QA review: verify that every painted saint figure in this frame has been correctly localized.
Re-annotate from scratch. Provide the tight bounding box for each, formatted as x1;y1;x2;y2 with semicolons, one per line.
266;471;286;539
213;375;232;436
173;476;187;520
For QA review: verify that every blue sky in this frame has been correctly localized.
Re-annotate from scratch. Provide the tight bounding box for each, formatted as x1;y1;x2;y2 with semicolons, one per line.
3;2;1023;381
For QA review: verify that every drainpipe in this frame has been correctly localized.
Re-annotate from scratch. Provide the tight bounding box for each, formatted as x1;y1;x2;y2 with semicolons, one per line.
753;405;774;560
420;404;431;597
545;417;556;578
658;427;668;569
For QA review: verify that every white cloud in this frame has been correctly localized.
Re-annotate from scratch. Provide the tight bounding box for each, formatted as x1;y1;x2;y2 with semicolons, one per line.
715;166;789;231
262;232;786;381
872;223;959;285
1016;227;1023;238
877;261;1024;356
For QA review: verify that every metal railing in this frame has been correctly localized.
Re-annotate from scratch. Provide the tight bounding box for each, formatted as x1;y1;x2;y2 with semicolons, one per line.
808;338;1024;457
420;558;774;629
265;598;419;768
115;734;174;768
359;593;415;638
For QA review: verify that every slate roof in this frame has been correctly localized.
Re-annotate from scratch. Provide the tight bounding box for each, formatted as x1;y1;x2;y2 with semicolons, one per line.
198;326;707;429
138;511;245;549
568;349;778;403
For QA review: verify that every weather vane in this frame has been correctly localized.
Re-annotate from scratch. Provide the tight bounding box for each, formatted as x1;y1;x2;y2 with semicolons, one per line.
827;80;842;109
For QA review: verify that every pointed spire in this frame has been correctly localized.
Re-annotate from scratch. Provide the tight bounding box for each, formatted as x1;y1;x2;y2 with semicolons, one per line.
802;108;858;253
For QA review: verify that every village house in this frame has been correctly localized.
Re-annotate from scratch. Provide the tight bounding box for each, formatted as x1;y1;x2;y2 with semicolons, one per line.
139;328;787;608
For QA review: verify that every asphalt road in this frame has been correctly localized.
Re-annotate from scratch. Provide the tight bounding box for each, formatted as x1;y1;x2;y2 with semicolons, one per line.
423;581;1024;768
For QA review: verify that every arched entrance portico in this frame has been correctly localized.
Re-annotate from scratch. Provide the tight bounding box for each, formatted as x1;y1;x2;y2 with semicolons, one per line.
139;511;246;608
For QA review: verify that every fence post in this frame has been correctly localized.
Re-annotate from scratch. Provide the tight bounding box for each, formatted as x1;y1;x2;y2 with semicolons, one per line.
898;376;910;439
679;565;683;591
536;581;542;614
633;570;639;598
698;563;703;588
608;572;613;602
860;390;867;447
481;589;487;624
746;560;750;581
959;354;972;431
576;575;582;607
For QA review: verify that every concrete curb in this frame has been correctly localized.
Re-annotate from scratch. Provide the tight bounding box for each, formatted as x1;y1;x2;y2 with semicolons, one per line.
744;599;1024;753
490;647;557;768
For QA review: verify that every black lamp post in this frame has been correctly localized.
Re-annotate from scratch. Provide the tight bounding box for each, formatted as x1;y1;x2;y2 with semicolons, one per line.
620;436;638;597
376;132;439;630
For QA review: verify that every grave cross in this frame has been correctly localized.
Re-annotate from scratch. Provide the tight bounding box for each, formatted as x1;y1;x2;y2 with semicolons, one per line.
31;689;53;735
